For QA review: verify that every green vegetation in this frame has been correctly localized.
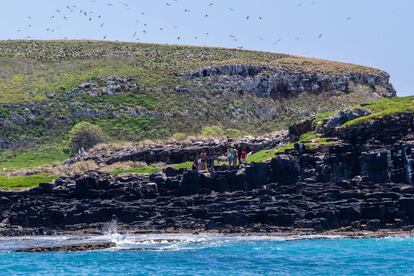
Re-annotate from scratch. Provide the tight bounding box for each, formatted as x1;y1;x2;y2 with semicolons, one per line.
172;132;187;141
314;111;336;123
96;116;163;141
69;122;106;154
171;161;193;170
0;147;68;170
0;41;385;149
111;165;161;175
200;125;225;138
0;173;56;190
299;131;332;149
0;40;390;175
343;96;414;127
247;131;333;163
0;40;379;104
247;148;278;163
275;143;295;154
225;128;242;139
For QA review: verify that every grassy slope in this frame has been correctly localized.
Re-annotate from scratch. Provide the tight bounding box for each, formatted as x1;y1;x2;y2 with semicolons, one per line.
0;146;68;170
343;96;414;126
0;40;386;149
0;173;56;190
0;40;381;104
3;97;411;190
0;146;65;190
0;40;391;189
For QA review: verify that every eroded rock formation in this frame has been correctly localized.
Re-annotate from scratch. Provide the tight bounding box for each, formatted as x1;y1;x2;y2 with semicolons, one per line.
1;112;414;235
187;64;396;98
65;133;287;165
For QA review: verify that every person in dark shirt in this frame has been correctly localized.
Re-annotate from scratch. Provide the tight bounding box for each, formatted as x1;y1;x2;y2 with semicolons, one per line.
207;154;217;176
237;145;243;165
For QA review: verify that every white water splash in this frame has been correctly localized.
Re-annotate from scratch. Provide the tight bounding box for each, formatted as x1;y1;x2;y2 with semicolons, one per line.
101;218;125;245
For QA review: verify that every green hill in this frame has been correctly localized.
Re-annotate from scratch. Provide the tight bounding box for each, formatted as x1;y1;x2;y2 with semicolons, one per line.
0;40;395;150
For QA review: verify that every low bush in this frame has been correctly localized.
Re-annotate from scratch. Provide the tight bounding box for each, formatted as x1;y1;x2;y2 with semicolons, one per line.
172;132;187;141
225;128;242;138
69;122;105;154
201;125;225;138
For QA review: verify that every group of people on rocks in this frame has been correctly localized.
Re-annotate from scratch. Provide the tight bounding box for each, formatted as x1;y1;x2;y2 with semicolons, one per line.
191;144;250;174
226;144;248;166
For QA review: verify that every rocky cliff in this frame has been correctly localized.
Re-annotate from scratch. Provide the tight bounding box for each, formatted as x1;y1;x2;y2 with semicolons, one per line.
1;110;414;235
187;64;395;98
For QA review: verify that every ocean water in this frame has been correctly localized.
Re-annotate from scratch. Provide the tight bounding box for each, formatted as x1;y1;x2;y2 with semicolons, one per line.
0;233;413;275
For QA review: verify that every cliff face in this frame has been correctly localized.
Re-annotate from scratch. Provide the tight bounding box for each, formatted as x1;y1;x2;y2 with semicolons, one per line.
187;64;395;98
0;40;395;150
1;111;414;235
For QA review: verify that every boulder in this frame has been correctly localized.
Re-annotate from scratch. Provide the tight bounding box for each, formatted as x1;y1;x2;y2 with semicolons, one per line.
222;211;251;226
270;155;300;185
289;120;313;141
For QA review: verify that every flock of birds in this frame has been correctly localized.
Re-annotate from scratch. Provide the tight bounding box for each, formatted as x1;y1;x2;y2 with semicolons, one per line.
15;0;353;52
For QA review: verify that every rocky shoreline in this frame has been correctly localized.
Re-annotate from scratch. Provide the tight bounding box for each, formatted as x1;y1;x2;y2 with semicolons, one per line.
1;111;414;237
3;228;414;253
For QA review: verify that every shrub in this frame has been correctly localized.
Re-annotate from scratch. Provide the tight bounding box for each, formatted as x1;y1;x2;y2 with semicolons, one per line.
172;132;187;141
201;125;225;137
69;122;105;154
225;128;242;138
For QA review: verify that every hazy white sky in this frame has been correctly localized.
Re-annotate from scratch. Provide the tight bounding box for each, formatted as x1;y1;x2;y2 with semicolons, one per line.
0;0;413;95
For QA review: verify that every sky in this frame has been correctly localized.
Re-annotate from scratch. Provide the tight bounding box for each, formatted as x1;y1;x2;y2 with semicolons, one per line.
0;0;413;96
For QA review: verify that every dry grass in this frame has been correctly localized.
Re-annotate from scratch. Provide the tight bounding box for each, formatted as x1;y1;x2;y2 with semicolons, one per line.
0;39;383;104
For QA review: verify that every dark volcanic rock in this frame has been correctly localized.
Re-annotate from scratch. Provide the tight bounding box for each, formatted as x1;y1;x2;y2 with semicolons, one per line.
318;109;371;135
2;112;414;234
65;134;287;165
289;120;313;141
16;242;116;252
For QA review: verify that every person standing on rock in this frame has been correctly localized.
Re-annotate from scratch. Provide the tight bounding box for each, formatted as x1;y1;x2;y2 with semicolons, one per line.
236;145;243;165
233;147;238;166
227;146;235;166
197;151;207;171
241;149;248;165
207;154;217;176
197;156;204;171
201;151;208;171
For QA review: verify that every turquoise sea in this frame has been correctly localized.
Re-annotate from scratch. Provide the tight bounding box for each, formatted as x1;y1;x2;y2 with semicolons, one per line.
0;234;413;275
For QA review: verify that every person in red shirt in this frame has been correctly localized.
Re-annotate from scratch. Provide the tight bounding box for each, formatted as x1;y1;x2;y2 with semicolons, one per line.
240;150;248;165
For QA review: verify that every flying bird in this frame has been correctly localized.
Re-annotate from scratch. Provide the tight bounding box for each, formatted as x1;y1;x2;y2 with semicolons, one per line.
273;38;282;45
